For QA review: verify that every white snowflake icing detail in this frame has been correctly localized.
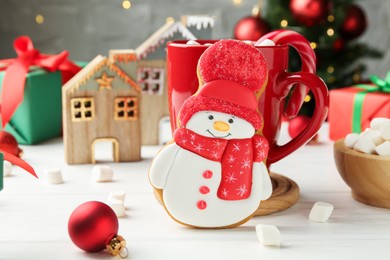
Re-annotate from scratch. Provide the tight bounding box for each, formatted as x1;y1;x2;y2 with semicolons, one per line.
241;158;251;169
236;184;247;197
193;143;204;152
190;134;196;141
225;172;238;183
256;139;264;149
213;140;223;149
232;143;241;152
221;189;229;197
181;138;188;145
227;154;236;163
211;151;219;159
258;150;266;159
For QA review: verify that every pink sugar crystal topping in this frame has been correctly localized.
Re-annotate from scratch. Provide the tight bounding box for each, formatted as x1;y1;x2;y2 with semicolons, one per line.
198;39;268;92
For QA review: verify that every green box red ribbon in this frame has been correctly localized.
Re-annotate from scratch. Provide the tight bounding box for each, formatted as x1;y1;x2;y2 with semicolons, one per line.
329;73;390;140
0;36;81;144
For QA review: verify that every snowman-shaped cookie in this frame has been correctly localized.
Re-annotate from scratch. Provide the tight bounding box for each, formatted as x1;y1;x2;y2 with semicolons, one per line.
149;40;272;228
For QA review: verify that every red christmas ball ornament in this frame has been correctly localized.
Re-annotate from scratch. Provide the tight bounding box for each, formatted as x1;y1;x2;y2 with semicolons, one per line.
339;4;367;40
234;16;271;41
333;38;345;52
290;0;331;27
288;115;318;144
68;201;127;256
0;130;23;157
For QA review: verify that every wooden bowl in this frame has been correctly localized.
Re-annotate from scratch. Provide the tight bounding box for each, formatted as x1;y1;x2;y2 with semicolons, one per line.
334;139;390;208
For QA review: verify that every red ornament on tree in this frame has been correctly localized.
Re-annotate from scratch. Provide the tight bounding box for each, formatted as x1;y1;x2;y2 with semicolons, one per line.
0;130;23;157
333;38;345;53
339;4;367;40
290;0;331;27
234;15;271;41
68;201;127;257
288;115;318;144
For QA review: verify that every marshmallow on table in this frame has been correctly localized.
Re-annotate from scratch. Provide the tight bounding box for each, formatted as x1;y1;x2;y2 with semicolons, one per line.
108;191;126;202
3;161;13;177
379;123;390;140
360;129;384;146
91;165;113;182
309;202;334;223
344;133;359;148
255;224;281;247
370;117;390;130
107;199;126;218
353;136;376;154
375;141;390;156
45;168;63;184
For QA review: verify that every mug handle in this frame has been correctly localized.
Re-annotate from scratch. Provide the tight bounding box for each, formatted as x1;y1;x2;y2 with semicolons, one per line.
257;29;316;118
266;71;329;165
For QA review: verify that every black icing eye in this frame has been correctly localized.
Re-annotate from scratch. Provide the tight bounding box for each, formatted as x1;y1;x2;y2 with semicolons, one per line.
208;115;214;120
228;118;234;124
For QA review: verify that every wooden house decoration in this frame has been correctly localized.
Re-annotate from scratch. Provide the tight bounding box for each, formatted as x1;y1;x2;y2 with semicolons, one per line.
134;20;195;145
62;54;141;164
181;15;215;39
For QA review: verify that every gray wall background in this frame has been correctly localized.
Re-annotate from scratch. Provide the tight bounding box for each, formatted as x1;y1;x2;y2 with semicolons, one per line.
0;0;388;79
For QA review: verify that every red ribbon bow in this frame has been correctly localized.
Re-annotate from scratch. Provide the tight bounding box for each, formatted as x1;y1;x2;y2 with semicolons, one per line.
0;36;81;128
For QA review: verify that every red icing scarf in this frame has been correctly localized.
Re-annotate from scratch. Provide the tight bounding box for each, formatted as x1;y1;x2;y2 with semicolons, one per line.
174;128;269;200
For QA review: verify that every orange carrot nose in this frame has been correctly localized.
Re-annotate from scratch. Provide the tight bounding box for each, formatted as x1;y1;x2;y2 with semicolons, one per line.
213;121;230;132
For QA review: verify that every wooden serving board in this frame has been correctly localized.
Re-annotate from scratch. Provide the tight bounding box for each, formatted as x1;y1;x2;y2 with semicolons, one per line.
254;172;300;216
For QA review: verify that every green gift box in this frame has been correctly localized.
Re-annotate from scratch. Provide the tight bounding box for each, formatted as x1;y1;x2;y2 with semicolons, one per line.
0;69;63;144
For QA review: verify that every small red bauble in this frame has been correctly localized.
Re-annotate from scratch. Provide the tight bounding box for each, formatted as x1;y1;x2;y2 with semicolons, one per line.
234;16;271;41
288;115;318;143
68;201;120;253
339;5;367;40
0;130;22;157
333;38;345;52
290;0;331;27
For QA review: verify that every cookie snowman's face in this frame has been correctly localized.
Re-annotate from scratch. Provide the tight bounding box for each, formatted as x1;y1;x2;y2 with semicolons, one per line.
186;111;255;139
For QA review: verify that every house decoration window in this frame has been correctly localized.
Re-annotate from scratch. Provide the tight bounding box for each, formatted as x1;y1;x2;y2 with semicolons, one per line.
114;97;138;120
70;98;95;122
137;67;164;95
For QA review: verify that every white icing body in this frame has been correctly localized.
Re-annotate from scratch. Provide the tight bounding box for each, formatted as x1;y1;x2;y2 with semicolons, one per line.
149;111;272;228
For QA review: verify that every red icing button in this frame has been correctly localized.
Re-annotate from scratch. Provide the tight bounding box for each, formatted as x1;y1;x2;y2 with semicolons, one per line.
197;200;207;210
202;170;213;179
199;186;210;194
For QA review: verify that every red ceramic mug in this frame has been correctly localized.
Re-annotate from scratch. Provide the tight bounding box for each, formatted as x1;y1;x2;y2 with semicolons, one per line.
167;31;328;166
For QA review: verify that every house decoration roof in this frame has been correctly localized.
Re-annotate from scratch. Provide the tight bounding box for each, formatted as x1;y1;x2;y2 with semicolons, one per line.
182;15;215;30
135;21;196;59
109;50;137;63
63;55;141;94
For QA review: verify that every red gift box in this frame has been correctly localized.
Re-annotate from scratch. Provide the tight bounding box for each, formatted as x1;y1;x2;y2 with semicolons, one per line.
329;86;390;140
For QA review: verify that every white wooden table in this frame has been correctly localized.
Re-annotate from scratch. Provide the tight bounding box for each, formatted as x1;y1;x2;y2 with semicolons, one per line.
1;124;390;260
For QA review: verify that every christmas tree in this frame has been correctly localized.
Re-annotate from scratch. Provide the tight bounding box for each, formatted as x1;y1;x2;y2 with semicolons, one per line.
235;0;382;116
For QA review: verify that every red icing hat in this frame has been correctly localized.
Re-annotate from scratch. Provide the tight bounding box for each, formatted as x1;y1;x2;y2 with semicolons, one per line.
179;40;268;129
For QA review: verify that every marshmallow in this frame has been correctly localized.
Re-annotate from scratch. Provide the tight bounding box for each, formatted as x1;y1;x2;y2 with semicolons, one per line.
353;136;376;154
255;224;281;247
107;199;126;218
45;168;63;184
344;133;359;148
309;202;334;223
370;117;390;130
108;191;126;202
186;40;200;45
379;123;390;140
375;141;390;156
360;129;384;146
3;161;13;177
91;165;113;182
255;39;276;46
